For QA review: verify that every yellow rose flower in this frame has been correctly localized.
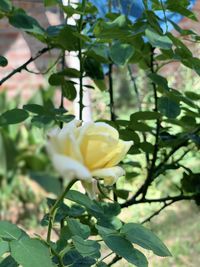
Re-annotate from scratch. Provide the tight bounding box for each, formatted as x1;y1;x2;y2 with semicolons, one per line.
47;120;133;199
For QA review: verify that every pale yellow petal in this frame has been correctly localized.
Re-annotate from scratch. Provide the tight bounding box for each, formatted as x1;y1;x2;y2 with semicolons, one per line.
91;166;125;186
51;154;92;181
105;140;133;167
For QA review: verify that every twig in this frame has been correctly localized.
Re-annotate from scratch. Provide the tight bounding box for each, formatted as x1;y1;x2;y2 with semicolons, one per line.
140;193;199;224
78;0;87;120
134;193;200;205
127;65;150;166
0;47;51;86
121;126;200;208
25;53;62;75
141;201;173;224
107;255;122;267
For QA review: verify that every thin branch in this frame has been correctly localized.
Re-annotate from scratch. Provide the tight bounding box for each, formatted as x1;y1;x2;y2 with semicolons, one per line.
127;65;150;166
134;193;200;205
25;53;62;75
108;64;116;121
0;47;51;86
141;201;173;224
78;0;87;121
126;47;160;201
121;126;200;208
107;255;122;267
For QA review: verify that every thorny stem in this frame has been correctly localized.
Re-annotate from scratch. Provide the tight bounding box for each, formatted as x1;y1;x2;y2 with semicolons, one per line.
0;47;51;86
78;0;87;120
46;179;77;244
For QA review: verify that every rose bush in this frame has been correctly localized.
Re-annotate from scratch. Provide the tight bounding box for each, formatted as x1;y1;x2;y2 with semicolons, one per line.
47;120;133;198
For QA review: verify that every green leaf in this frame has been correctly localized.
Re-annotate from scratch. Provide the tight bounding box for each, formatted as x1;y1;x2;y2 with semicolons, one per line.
66;218;91;240
63;249;95;267
57;25;79;51
140;142;154;153
10;237;54;267
66;190;94;210
72;236;100;258
145;29;173;50
100;234;148;267
158;97;181;118
62;81;77;101
93;79;107;91
23;104;44;115
128;121;153;132
48;73;64;86
0;56;8;67
130;111;161;121
185;91;200;101
0;256;18;267
84;57;104;80
9;13;45;35
0;0;12;13
121;223;172;257
148;73;169;91
110;43;134;66
60;67;81;78
94;15;131;40
0;221;25;241
0;240;9;256
0;109;29;126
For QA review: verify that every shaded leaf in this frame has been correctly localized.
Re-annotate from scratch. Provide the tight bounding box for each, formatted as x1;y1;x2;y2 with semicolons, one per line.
121;223;172;257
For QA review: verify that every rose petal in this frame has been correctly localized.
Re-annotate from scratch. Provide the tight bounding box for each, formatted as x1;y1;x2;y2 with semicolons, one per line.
105;140;133;167
91;166;125;186
81;179;99;200
51;154;92;181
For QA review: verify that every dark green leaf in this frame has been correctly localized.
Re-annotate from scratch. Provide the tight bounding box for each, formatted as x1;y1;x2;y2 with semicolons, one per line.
148;73;169;91
72;236;100;258
131;111;162;121
158;97;181;118
62;81;77;101
9;13;45;35
57;25;79;51
0;0;12;13
23;104;44;115
114;189;129;200
0;56;8;67
100;233;148;267
93;79;107;91
84;57;104;80
66;218;90;240
63;249;95;267
60;68;81;78
140;142;154;153
0;109;29;126
0;256;18;267
48;73;64;86
121;223;172;257
110;43;134;66
10;237;54;267
66;190;93;210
